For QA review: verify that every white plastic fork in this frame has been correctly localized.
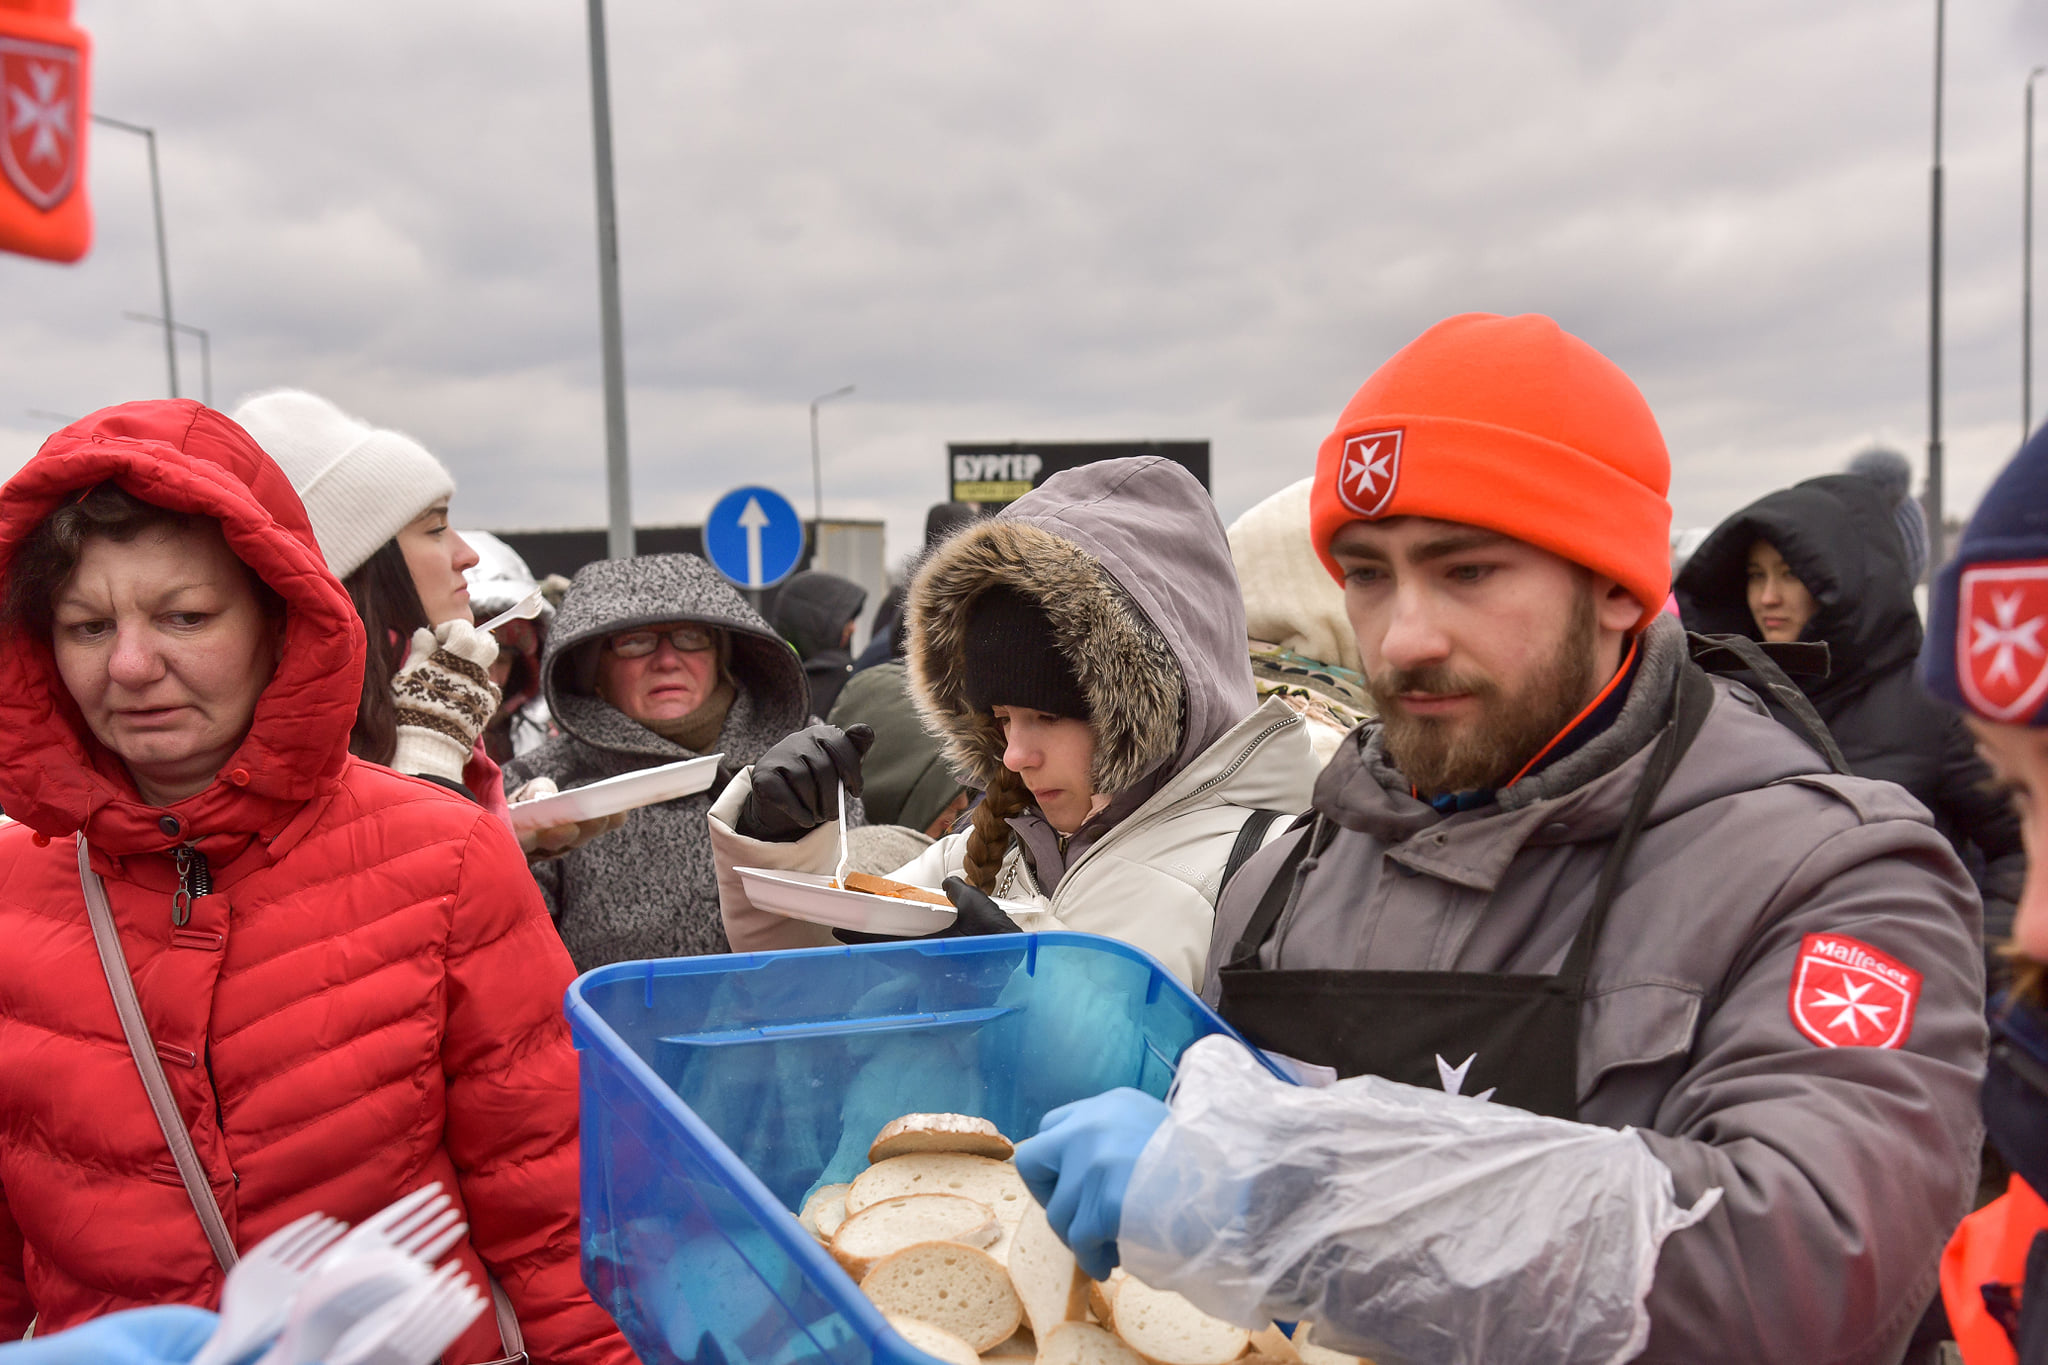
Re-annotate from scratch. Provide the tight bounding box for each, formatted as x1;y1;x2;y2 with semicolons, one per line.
834;782;851;889
188;1212;350;1365
254;1247;426;1365
320;1183;466;1270
476;588;546;636
325;1262;486;1365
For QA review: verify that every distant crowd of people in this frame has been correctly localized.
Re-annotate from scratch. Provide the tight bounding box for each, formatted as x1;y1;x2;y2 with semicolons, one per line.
9;311;2048;1365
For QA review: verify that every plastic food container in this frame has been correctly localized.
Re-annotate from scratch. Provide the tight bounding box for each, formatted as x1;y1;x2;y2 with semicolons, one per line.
567;933;1269;1365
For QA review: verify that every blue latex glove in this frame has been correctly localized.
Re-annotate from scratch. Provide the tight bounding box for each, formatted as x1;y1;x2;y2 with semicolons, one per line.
0;1307;218;1365
1013;1088;1169;1280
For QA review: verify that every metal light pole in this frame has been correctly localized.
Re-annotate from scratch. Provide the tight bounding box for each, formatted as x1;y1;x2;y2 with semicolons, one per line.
91;115;178;399
123;314;209;407
809;385;855;526
2029;67;2046;439
1925;0;1946;577
585;0;634;559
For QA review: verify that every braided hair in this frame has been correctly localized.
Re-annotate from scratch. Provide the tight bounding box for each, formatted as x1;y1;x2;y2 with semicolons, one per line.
961;764;1032;892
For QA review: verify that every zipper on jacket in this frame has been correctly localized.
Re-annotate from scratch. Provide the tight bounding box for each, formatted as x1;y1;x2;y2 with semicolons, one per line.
172;845;212;927
1044;712;1297;913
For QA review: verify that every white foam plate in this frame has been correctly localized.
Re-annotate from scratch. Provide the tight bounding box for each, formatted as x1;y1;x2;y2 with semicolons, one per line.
508;753;723;834
736;868;958;937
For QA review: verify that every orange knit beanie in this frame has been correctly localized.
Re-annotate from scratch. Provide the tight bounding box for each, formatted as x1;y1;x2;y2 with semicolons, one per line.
1309;313;1673;627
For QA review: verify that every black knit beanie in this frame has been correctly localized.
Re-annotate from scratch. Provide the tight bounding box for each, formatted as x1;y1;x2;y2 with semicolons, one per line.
961;586;1090;720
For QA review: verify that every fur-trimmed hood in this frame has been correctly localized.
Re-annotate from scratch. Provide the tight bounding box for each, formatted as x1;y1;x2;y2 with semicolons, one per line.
906;457;1255;794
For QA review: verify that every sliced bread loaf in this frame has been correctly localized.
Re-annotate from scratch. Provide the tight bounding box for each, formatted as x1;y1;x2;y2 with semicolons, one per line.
1109;1277;1249;1365
870;1113;1016;1163
885;1315;981;1365
860;1242;1021;1353
832;1194;999;1281
1293;1326;1367;1365
1038;1323;1149;1365
1247;1325;1299;1362
1007;1199;1087;1339
1086;1269;1128;1329
799;1183;851;1243
847;1153;1030;1227
979;1325;1036;1361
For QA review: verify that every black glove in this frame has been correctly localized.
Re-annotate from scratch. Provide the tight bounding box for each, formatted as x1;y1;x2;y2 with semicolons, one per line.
938;876;1024;937
834;875;1023;945
737;723;875;842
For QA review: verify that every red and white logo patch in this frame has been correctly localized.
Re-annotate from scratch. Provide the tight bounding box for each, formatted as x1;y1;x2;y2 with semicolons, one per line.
1335;428;1403;519
1;37;80;212
1958;561;2048;723
1788;933;1921;1050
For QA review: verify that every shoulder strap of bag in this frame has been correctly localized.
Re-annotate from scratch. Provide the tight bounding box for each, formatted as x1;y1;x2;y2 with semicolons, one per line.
1687;631;1849;774
485;1278;528;1365
1219;808;1290;898
79;835;240;1272
1224;814;1331;969
1555;661;1716;987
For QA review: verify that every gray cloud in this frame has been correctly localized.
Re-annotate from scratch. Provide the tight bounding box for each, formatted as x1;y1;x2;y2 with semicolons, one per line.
2;0;2043;564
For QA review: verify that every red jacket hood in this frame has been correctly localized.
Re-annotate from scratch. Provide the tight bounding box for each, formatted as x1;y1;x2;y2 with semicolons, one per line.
0;400;366;851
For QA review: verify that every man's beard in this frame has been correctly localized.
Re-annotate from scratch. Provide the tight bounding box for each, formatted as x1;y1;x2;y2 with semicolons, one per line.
1368;591;1601;799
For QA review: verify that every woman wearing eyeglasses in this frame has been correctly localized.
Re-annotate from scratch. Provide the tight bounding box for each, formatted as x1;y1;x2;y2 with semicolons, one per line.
502;553;811;969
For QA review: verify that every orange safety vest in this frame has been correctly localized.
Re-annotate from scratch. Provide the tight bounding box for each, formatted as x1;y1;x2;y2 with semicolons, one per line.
1945;1175;2048;1365
0;0;90;262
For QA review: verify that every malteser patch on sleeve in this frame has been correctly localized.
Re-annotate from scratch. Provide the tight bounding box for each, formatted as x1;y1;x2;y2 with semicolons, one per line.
1787;933;1922;1050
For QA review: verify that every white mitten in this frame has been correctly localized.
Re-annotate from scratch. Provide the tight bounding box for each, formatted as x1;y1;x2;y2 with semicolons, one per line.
390;621;502;783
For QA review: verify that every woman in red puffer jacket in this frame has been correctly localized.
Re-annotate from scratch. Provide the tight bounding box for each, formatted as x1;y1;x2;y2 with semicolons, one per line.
0;400;630;1365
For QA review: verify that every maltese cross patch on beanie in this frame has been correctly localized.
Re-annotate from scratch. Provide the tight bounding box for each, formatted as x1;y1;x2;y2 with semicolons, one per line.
1337;429;1403;518
1924;421;2048;726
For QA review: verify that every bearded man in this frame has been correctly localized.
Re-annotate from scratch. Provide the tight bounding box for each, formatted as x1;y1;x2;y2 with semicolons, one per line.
1009;315;1988;1365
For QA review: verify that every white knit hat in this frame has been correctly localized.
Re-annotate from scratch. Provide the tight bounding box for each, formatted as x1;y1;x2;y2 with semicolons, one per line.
230;389;457;579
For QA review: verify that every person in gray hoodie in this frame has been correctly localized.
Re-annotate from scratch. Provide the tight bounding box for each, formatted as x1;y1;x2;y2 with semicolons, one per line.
1010;315;1986;1365
504;553;810;968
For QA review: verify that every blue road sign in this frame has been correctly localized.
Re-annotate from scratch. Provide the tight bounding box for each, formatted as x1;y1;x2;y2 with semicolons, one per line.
703;485;805;590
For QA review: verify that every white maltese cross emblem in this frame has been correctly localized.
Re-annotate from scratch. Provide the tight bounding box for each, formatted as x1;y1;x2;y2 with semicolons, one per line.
1335;428;1403;518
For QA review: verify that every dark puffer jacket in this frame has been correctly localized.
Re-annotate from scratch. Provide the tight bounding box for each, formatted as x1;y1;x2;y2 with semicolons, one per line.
503;554;810;968
1676;473;2025;949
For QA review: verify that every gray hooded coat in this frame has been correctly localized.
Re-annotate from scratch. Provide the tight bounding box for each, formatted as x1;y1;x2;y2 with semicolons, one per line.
1182;616;1986;1364
504;554;809;969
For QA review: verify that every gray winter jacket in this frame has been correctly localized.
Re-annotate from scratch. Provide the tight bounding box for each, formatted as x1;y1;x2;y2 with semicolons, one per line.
504;554;809;969
1200;615;1987;1364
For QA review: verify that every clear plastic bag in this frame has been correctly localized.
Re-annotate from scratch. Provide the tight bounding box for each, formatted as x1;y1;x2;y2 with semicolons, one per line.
1118;1037;1720;1365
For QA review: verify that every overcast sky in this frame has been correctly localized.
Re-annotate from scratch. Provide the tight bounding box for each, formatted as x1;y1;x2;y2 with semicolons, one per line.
4;0;2045;566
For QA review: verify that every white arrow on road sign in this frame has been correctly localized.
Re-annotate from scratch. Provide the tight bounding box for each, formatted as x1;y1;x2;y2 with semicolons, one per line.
738;496;769;587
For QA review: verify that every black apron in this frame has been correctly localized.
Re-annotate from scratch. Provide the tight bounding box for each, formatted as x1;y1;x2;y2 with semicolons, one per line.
1215;661;1721;1121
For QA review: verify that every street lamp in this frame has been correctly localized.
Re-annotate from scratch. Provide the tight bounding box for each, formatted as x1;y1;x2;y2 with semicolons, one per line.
1925;0;1947;577
91;116;178;400
123;313;209;407
809;385;856;527
585;0;634;560
2029;66;2047;439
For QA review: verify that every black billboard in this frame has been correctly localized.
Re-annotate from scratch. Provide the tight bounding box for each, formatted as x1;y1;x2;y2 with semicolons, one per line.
946;440;1210;508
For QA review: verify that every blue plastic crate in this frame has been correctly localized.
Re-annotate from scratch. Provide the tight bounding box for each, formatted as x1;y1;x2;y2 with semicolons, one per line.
567;932;1267;1365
